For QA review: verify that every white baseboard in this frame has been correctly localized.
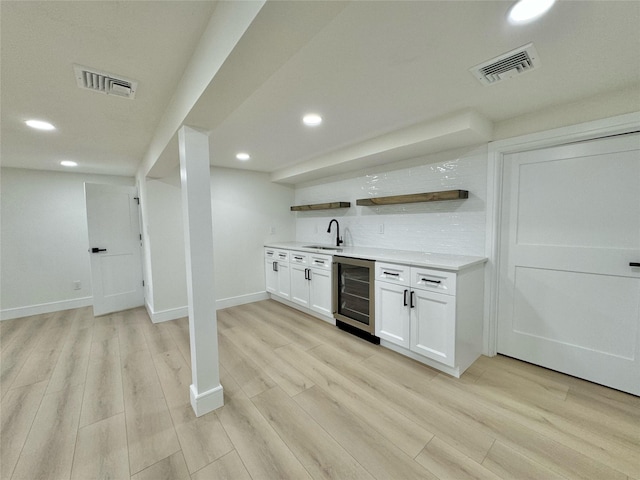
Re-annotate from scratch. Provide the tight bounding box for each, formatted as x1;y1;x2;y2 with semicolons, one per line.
147;291;270;323
190;383;224;417
2;292;271;323
216;291;269;310
0;296;93;321
146;302;189;324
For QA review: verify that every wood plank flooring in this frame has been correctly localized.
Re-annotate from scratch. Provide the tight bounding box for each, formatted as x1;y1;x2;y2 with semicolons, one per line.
1;300;638;479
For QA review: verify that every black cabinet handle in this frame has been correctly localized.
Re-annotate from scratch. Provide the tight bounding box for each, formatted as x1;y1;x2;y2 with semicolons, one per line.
91;247;107;253
410;291;415;308
422;278;441;284
630;262;640;267
273;261;278;272
307;268;312;281
403;289;408;306
383;271;399;276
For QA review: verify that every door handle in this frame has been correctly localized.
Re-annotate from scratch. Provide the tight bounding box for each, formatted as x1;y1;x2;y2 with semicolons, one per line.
90;247;107;253
403;289;408;306
630;262;640;267
410;291;415;308
273;261;278;272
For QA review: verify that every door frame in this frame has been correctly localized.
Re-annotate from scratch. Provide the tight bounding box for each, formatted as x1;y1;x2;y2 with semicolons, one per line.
483;111;640;356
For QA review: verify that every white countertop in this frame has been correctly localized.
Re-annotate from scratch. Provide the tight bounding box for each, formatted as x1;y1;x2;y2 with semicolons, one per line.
264;242;487;271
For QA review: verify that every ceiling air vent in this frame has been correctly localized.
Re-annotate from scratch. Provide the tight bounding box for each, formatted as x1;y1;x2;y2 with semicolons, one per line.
73;64;138;99
470;43;540;86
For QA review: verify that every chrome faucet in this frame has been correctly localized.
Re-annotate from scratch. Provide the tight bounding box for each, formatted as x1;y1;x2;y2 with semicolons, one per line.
327;219;344;247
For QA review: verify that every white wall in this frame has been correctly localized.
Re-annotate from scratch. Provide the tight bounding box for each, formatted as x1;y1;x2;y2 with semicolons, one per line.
0;168;134;319
211;167;295;303
141;166;295;321
145;177;188;314
493;84;640;141
294;145;488;257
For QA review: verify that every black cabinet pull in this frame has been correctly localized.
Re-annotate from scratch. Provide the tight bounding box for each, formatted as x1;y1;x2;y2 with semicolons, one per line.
307;268;312;281
630;262;640;267
91;247;107;253
403;289;408;306
410;291;415;308
273;261;278;272
383;271;399;276
422;278;441;284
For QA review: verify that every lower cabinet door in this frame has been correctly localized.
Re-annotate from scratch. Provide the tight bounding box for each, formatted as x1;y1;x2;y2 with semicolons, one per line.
410;289;456;367
276;262;291;300
290;264;310;308
375;282;410;348
265;259;277;294
309;267;332;317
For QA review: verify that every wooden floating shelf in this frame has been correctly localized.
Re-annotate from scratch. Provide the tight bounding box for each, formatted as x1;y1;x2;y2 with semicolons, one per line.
356;189;468;206
290;201;351;211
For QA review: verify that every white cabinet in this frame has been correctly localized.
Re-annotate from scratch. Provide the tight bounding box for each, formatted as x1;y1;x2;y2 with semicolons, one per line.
308;255;333;317
290;252;333;317
265;248;333;319
410;288;456;367
290;253;310;308
375;261;484;376
264;248;290;300
375;263;411;348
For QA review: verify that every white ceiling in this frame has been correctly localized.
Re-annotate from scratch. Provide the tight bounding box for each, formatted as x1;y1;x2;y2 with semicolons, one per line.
1;1;217;176
2;1;639;182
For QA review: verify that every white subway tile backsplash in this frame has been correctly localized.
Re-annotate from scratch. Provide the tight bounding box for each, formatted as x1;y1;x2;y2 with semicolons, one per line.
294;146;487;256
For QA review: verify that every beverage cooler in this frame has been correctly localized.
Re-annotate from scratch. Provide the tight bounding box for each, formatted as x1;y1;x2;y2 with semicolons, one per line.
332;256;377;340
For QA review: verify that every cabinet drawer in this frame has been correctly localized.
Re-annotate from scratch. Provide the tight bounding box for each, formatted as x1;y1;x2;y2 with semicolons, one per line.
309;254;332;270
376;262;410;286
265;248;290;262
275;250;289;262
411;267;456;295
290;252;308;265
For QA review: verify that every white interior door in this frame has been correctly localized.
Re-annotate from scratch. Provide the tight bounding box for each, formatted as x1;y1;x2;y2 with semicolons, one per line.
85;183;144;316
497;133;640;395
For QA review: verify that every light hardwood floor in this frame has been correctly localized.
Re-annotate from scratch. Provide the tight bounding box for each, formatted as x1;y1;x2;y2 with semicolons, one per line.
1;300;638;479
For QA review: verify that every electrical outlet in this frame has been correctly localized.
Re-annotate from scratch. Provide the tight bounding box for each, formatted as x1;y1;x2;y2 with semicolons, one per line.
378;224;384;234
73;281;81;290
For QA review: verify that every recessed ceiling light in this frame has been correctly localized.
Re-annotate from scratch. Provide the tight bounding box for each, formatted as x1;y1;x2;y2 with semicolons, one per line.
25;119;56;131
302;113;322;126
60;160;78;167
236;152;251;161
508;0;556;24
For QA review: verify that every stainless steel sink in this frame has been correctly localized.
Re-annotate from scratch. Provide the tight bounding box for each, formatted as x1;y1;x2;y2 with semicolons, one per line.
303;245;343;252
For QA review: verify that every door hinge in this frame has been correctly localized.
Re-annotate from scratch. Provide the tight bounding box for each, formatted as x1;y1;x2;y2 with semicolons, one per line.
134;196;140;205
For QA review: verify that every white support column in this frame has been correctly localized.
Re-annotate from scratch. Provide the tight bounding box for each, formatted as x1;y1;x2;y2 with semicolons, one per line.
178;125;223;416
